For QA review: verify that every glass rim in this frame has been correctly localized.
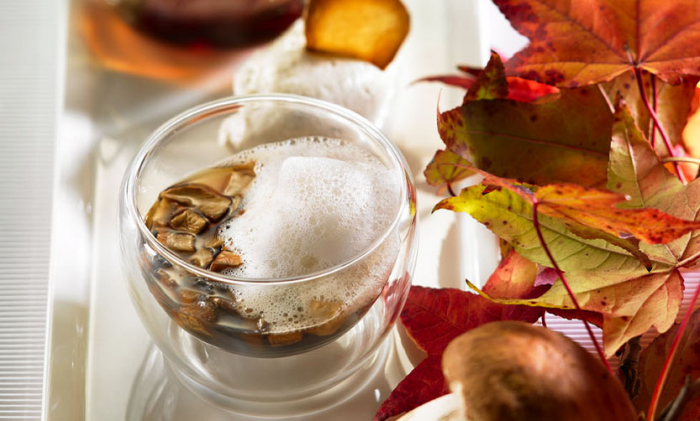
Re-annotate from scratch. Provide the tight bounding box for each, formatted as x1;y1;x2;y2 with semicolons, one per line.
124;93;412;286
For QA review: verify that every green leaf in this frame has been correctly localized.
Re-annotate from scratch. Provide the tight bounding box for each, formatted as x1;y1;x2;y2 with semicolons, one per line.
608;100;682;208
434;184;667;278
423;149;473;189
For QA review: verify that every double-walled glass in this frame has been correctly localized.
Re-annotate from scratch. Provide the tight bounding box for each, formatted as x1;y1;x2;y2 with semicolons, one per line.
119;95;417;415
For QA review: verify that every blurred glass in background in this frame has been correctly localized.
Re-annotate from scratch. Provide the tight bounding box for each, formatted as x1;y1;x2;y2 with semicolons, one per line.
113;0;303;47
79;0;303;85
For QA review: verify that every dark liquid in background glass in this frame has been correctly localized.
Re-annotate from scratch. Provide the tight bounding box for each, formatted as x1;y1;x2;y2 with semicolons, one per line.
116;0;304;48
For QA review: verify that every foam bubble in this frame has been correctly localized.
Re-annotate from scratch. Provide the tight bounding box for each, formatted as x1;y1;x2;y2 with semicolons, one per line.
215;137;402;333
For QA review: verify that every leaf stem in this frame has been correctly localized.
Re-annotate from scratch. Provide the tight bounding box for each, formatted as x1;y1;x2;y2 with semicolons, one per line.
532;199;612;373
663;157;700;166
633;67;686;184
447;183;456;197
648;271;700;420
660;377;700;421
651;74;658;148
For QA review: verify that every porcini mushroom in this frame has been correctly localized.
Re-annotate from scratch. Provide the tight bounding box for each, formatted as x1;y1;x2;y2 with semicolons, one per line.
399;321;638;421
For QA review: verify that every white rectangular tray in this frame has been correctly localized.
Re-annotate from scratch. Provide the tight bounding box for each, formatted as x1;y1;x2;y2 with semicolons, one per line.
45;1;494;419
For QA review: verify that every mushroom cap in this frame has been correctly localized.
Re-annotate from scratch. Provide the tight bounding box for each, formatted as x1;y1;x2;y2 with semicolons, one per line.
442;321;637;421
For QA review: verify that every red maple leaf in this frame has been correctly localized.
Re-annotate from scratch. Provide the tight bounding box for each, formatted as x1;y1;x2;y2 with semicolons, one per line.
494;0;700;87
372;356;448;421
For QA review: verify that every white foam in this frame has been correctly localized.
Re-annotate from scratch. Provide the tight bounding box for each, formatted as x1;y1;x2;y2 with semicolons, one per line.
216;137;402;332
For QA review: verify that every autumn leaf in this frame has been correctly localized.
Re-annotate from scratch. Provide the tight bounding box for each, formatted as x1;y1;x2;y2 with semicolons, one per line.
434;175;697;353
673;145;700;186
558;221;651;271
494;0;700;86
375;253;544;421
456;186;683;355
683;88;700;159
373;356;447;421
423;149;473;191
603;72;699;157
540;270;683;357
416;52;559;102
633;308;700;421
532;103;700;356
608;101;683;209
435;183;671;278
463;52;561;103
483;249;549;299
418;74;559;102
438;178;688;354
415;74;474;90
535;184;700;245
505;76;560;102
400;285;543;357
444;102;700;355
437;85;613;187
608;101;700;266
464;52;509;102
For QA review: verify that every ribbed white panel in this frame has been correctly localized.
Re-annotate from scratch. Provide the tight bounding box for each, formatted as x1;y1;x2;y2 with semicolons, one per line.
539;270;700;357
0;1;64;420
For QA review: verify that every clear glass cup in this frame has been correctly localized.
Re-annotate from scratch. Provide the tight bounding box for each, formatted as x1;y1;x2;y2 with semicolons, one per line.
119;95;418;416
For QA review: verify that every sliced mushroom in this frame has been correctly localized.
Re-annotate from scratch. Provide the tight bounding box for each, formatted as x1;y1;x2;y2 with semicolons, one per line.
176;289;198;305
147;269;179;312
267;330;304;347
239;332;266;348
230;195;243;213
162;184;231;221
156;231;196;252
156;269;178;290
169;209;209;234
185;167;236;193
189;248;214;268
145;198;180;228
306;299;346;336
224;162;256;196
175;296;220;335
210;250;243;272
206;236;225;249
211;296;239;314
